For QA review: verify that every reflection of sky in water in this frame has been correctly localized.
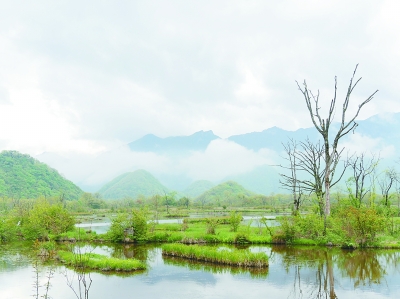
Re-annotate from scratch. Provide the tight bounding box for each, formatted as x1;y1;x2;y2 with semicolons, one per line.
1;245;400;299
75;214;279;234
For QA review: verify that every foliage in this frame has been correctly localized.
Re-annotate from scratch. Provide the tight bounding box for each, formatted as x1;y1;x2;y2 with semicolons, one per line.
107;208;149;242
228;211;242;232
275;216;297;244
183;180;215;198
195;181;254;208
162;244;268;267
234;232;250;244
205;218;219;235
0;213;18;242
22;198;75;240
0;150;82;200
98;170;169;199
330;206;387;246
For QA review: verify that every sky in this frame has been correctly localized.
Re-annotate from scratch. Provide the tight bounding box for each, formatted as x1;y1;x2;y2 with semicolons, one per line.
0;1;400;189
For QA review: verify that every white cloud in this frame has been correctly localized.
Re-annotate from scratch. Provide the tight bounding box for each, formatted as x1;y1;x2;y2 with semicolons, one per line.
341;133;395;158
0;0;399;157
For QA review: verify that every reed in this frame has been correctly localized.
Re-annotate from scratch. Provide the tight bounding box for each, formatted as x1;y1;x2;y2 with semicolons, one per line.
162;244;268;268
57;250;146;272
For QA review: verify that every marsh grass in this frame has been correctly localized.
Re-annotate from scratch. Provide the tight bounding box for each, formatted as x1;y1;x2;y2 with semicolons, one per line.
161;244;268;267
57;250;146;272
163;256;269;278
147;222;273;244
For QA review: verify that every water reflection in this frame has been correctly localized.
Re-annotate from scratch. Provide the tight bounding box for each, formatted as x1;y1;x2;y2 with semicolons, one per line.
1;242;400;298
271;245;400;298
163;256;269;279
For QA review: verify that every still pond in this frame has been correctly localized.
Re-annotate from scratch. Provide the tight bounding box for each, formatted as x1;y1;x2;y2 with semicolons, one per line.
1;242;400;299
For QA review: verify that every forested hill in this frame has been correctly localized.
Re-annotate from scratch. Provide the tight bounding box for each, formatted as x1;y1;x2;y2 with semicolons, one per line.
196;181;254;205
98;169;169;199
0;150;83;200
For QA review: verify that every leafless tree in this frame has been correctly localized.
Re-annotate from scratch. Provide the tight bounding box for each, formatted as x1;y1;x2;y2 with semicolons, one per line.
297;65;378;216
279;139;303;215
281;139;346;221
378;168;398;207
346;153;380;207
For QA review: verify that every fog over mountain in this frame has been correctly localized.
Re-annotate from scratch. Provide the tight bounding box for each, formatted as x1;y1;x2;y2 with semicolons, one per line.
36;112;400;195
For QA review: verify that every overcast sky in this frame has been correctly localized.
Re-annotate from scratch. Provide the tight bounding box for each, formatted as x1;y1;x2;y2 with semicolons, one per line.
0;0;399;156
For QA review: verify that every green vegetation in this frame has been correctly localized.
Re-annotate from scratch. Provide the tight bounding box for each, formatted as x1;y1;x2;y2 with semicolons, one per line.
229;211;242;232
107;208;149;242
195;181;254;208
22;198;75;240
57;250;146;272
162;244;268;267
0;150;82;200
0;197;75;242
98;169;169;199
163;256;269;278
183;180;215;198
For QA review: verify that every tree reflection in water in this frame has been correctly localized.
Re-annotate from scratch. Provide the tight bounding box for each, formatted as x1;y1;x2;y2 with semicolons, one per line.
272;246;398;299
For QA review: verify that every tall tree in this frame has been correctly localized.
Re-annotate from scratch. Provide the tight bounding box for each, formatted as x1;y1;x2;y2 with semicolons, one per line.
296;65;378;216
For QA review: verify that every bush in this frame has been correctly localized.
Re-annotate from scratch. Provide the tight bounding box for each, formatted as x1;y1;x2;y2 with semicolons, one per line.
331;206;386;246
206;218;219;235
275;216;297;243
22;199;75;240
229;211;242;232
107;208;148;242
295;214;325;240
0;214;18;242
234;232;250;244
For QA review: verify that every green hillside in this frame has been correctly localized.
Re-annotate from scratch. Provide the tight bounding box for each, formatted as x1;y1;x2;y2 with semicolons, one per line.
99;169;169;199
183;180;215;198
0;150;83;200
226;165;280;195
196;181;254;206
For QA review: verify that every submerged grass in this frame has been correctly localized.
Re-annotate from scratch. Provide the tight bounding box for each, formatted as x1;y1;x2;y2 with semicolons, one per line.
57;250;146;272
162;244;268;268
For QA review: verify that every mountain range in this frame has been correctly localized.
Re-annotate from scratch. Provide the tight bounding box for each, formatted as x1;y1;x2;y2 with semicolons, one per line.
35;112;400;196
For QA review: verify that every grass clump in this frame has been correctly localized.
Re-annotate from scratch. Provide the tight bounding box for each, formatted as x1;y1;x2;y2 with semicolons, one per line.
57;250;146;272
162;244;268;267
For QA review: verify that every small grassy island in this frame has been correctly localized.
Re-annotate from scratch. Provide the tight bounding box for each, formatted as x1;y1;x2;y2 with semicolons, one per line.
162;244;268;268
57;250;146;272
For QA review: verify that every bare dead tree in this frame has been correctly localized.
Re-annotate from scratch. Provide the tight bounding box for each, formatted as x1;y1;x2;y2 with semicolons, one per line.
378;168;398;207
280;138;347;223
279;139;304;215
346;152;380;207
296;65;378;216
299;139;346;221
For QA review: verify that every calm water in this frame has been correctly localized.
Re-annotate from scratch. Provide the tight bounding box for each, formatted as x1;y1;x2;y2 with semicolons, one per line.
75;213;278;234
1;242;400;299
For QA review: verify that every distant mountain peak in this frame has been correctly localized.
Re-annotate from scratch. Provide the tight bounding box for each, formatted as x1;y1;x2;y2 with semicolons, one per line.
128;130;220;153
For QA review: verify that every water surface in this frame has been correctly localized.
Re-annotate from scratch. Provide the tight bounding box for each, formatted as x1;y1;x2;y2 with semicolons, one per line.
1;243;399;299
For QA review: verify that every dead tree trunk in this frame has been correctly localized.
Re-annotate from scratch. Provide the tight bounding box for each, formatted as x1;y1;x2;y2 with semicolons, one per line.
279;139;303;215
296;65;377;216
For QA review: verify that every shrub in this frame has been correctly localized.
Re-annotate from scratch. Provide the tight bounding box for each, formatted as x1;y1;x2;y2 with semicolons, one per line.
275;216;297;243
22;199;75;240
295;214;325;240
107;208;148;242
0;214;18;242
234;232;250;244
229;211;242;232
206;218;219;235
332;206;386;246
